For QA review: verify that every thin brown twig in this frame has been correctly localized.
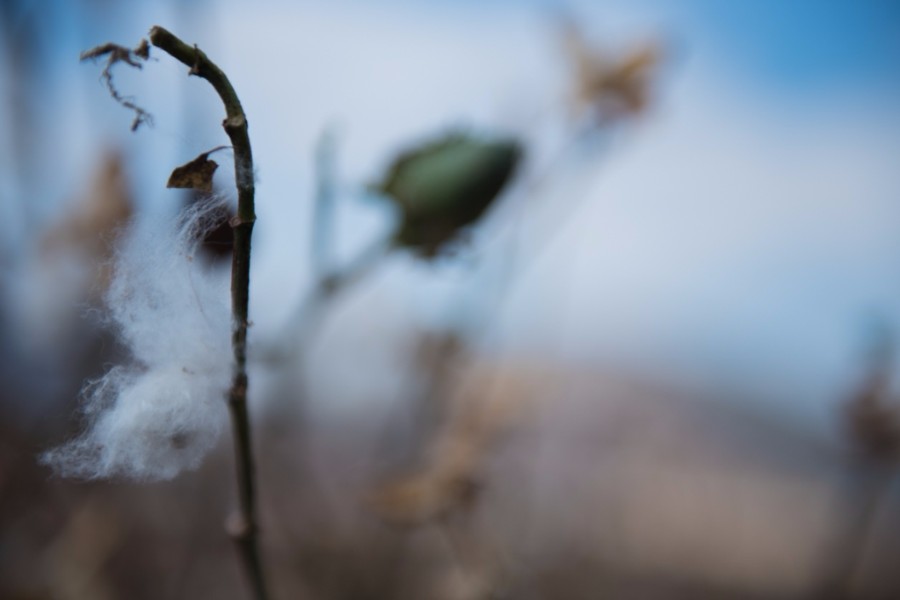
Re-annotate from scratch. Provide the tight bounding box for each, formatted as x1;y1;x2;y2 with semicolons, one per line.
148;25;269;600
80;40;154;131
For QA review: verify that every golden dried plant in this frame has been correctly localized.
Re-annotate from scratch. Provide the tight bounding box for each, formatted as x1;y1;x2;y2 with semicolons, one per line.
562;20;663;124
41;150;134;296
367;364;535;527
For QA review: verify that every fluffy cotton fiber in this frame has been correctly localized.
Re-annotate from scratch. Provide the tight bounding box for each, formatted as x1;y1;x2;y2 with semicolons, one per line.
43;202;233;481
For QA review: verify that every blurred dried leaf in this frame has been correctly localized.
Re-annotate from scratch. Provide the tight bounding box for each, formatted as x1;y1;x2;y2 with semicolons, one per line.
367;463;481;528
563;21;663;123
41;150;134;294
368;364;532;527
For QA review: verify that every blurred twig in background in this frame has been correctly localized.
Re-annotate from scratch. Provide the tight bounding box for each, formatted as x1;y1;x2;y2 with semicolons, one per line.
816;323;900;599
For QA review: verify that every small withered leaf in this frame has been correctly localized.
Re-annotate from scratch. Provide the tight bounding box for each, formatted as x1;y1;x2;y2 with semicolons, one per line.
134;39;150;60
80;43;124;62
80;42;144;69
167;152;219;193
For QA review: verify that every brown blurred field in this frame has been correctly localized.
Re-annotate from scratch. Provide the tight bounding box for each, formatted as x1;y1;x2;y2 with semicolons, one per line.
3;353;899;599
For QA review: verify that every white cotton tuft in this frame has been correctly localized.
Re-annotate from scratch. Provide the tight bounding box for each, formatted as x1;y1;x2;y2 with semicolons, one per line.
43;202;233;481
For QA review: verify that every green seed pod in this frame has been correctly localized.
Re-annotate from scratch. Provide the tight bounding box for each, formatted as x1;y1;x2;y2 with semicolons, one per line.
374;132;523;257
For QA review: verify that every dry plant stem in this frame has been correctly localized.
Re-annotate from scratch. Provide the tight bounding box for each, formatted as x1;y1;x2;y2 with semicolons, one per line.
289;236;390;353
148;25;269;600
311;127;338;281
814;465;891;599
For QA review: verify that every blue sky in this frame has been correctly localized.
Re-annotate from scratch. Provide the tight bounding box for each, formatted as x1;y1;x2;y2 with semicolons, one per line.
676;0;900;89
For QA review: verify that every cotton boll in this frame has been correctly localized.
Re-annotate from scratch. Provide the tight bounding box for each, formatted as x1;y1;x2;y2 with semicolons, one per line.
94;365;228;480
45;364;229;480
106;205;231;362
43;201;233;481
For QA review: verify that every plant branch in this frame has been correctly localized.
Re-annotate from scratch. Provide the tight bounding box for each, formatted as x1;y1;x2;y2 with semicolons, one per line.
148;25;269;600
311;126;338;281
282;234;391;361
295;128;390;349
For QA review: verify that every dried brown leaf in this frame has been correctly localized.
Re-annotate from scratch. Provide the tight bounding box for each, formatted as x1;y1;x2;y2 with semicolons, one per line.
133;39;150;60
167;147;229;192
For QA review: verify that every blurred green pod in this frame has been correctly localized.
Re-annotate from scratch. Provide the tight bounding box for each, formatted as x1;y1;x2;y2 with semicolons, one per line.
374;132;523;257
